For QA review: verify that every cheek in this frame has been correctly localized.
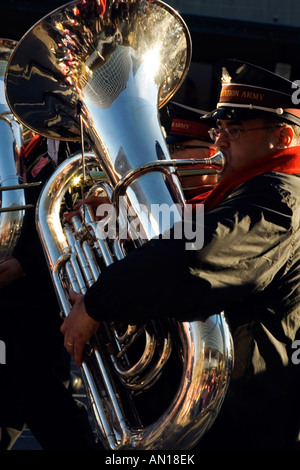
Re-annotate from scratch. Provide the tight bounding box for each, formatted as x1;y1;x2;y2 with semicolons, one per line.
230;139;270;170
227;144;250;169
251;137;274;157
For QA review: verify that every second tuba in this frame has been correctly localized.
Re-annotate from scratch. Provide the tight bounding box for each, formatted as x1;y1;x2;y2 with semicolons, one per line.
0;38;26;258
5;0;233;450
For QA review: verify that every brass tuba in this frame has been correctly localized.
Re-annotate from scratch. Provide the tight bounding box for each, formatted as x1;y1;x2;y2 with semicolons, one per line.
5;0;233;450
0;38;28;258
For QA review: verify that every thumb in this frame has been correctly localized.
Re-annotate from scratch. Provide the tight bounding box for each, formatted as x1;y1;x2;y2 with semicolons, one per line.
69;289;81;303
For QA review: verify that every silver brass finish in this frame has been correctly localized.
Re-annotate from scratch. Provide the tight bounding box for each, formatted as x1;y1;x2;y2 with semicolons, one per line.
5;0;233;450
0;38;26;258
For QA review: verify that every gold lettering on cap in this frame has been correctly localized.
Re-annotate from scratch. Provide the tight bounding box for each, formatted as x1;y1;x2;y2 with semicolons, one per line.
220;89;240;98
172;122;190;130
241;91;264;101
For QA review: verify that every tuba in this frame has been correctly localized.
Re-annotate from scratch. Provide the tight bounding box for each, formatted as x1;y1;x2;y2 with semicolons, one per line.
0;38;28;258
5;0;233;450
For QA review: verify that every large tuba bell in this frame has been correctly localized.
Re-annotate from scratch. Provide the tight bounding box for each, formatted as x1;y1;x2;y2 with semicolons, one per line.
5;0;233;450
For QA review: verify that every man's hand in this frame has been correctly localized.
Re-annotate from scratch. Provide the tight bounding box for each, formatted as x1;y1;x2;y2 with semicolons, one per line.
60;290;100;367
0;256;23;288
63;195;108;222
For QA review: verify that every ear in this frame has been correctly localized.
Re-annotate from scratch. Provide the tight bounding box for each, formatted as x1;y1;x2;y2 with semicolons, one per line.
276;125;294;148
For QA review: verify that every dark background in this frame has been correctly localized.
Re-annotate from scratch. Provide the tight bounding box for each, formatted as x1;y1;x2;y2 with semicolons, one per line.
0;0;68;40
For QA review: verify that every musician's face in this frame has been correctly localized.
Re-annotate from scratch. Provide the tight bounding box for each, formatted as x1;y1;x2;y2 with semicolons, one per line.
213;119;281;179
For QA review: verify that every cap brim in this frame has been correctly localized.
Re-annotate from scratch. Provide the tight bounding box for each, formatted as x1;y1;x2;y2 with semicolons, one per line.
202;107;300;126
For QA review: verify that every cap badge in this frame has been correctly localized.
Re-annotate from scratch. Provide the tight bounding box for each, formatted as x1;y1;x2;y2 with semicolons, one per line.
221;67;232;83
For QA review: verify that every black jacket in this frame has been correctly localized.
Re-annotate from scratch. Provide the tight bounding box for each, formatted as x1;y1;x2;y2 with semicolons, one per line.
84;171;300;449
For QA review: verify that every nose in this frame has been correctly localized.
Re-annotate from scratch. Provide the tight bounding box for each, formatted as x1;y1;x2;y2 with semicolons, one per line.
214;130;230;148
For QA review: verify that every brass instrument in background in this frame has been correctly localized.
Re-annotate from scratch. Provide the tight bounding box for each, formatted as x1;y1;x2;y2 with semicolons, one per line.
5;0;233;450
0;38;29;258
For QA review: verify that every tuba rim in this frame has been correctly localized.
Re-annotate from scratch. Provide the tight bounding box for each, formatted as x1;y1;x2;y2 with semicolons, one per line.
5;0;192;141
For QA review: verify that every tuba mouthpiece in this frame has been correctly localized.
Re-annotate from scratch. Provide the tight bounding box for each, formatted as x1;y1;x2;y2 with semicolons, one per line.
205;151;225;173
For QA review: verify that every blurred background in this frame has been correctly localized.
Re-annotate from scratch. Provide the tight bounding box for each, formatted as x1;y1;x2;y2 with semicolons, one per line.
1;0;300;112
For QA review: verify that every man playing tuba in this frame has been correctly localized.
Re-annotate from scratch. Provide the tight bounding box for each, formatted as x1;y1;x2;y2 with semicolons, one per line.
61;60;300;450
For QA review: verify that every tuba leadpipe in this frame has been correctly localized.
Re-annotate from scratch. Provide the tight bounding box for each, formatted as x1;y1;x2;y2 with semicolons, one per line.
88;150;225;182
5;0;233;450
111;151;225;203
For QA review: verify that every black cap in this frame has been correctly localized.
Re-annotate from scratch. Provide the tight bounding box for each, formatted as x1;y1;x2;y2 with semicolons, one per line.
163;102;213;143
202;59;300;126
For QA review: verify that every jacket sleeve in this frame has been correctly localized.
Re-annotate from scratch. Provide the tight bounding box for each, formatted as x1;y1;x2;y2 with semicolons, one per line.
84;174;297;323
